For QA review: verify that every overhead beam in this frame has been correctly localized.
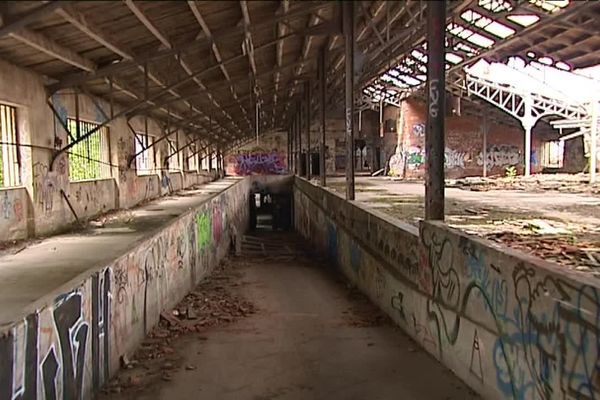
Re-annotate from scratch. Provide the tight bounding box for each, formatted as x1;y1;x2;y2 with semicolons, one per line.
9;28;96;72
56;6;133;61
0;1;67;37
48;2;335;91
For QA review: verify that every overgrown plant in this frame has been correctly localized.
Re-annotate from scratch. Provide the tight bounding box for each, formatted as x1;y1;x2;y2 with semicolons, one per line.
505;165;517;180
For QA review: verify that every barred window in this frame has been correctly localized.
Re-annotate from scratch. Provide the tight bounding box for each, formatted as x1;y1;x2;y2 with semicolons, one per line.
167;138;181;171
135;133;155;175
0;104;21;187
67;118;111;181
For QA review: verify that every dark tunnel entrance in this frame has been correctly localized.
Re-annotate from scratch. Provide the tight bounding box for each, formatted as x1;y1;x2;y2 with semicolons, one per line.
249;181;292;232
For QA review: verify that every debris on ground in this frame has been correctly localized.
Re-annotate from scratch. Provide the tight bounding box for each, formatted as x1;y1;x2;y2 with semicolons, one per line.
485;231;600;274
446;174;600;195
342;286;391;328
99;260;256;398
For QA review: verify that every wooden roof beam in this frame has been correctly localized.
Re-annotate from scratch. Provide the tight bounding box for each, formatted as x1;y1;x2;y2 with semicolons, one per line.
188;0;251;131
56;5;133;61
124;0;240;138
0;1;67;37
9;28;96;72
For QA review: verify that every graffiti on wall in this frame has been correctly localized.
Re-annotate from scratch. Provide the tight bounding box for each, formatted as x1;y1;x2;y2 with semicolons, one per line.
296;181;600;400
445;147;468;169
196;211;211;249
476;144;521;170
227;151;286;175
412;123;425;137
0;268;111;400
1;190;23;223
420;225;600;400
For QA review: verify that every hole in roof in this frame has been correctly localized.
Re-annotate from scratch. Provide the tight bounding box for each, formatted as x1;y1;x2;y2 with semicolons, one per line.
478;0;513;12
538;57;553;65
446;53;463;64
454;42;478;56
527;51;536;58
461;10;515;39
555;61;571;71
529;0;569;13
447;23;495;48
506;14;540;27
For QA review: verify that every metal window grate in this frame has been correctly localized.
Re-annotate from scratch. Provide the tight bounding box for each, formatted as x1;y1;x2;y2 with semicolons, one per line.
67;118;111;181
135;133;155;175
0;104;21;187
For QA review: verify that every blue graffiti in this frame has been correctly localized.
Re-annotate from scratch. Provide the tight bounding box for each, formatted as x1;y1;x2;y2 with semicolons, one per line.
327;221;337;260
349;241;362;274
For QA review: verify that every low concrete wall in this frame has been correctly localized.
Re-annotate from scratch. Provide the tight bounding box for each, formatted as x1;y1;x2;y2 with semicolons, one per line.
0;178;252;399
294;177;600;400
0;187;29;241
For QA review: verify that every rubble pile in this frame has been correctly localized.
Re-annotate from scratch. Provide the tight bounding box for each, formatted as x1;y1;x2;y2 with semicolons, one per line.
486;231;600;275
100;261;256;397
447;174;600;195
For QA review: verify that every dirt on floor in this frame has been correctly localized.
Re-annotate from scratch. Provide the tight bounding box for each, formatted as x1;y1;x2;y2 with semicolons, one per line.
99;259;257;399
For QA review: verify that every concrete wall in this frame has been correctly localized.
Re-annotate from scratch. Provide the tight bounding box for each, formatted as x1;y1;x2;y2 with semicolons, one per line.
0;178;252;400
0;187;30;241
226;130;288;176
0;58;214;243
294;177;600;400
388;99;556;178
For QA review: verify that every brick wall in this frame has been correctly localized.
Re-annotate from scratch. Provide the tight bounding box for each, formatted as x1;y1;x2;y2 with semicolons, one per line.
389;98;551;179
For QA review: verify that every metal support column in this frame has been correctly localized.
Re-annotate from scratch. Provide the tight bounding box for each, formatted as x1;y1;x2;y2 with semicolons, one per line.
343;1;355;200
319;48;327;186
524;125;532;176
482;115;488;177
305;81;311;180
297;102;302;175
591;100;598;184
425;0;446;220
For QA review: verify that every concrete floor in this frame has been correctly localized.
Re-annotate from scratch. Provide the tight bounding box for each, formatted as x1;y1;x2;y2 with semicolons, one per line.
123;233;479;400
328;176;600;234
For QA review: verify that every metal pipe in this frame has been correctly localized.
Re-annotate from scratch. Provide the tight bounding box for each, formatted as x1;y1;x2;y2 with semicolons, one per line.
482;115;488;178
425;0;446;220
305;81;311;180
343;1;355;200
591;100;598;184
319;48;326;186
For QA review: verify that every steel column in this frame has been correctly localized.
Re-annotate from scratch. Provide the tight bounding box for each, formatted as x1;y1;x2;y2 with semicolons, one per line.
482;115;488;177
319;48;326;186
297;103;302;175
305;81;311;180
591;100;598;184
425;0;446;220
343;1;355;200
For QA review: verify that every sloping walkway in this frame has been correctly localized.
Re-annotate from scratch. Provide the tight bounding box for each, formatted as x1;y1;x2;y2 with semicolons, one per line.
120;232;479;400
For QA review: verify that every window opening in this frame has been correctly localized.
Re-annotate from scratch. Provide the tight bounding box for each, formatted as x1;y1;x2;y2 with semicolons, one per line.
67;118;110;181
0;104;20;187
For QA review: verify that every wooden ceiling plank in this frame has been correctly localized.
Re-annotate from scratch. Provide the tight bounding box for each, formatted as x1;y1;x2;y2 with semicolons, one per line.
124;0;239;138
0;1;67;37
9;28;96;72
56;6;134;61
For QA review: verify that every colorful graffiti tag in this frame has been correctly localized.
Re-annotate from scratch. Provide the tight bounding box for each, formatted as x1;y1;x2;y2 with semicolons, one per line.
227;151;287;175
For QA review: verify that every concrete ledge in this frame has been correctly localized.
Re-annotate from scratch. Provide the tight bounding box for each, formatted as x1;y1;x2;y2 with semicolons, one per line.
294;176;600;400
0;177;250;399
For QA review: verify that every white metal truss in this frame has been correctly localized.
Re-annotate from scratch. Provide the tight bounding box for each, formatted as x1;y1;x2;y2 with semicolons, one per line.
449;73;592;176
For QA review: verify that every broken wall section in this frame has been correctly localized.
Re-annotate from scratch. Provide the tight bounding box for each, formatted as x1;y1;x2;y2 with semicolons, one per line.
294;177;600;400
